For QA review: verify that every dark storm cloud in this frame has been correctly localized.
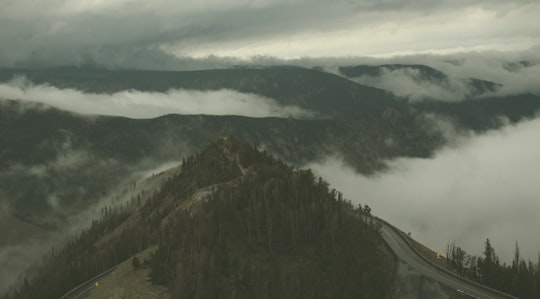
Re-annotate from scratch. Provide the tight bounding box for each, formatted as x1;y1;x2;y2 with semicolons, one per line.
0;0;538;68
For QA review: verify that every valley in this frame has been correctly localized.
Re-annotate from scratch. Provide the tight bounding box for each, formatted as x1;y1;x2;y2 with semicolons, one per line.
1;65;539;299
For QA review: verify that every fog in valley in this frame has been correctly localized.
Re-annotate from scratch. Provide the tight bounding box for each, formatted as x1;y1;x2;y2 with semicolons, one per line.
308;116;540;263
0;76;313;119
1;0;539;297
318;47;540;102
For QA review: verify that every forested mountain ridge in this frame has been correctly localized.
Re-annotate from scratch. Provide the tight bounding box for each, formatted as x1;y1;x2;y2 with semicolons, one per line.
0;99;442;225
339;64;450;82
0;66;400;119
4;137;395;299
412;93;540;131
338;64;502;98
444;239;540;299
2;66;540;297
1;66;538;127
1;65;539;237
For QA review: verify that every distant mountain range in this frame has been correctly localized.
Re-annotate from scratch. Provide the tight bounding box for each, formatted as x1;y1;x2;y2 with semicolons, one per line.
339;64;449;82
1;64;540;298
1;66;539;226
0;99;440;225
338;64;502;99
0;66;400;119
503;60;536;72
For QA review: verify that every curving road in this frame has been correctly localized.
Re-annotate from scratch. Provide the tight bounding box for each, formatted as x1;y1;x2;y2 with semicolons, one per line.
377;219;518;299
58;191;518;299
59;266;116;299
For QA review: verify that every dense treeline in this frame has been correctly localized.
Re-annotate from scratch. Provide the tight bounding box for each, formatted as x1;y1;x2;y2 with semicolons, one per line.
2;137;255;299
3;204;144;299
446;239;540;298
150;144;394;298
3;137;394;299
1;97;443;224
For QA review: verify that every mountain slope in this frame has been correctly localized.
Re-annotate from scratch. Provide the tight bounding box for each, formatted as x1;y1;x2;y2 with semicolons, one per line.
2;65;539;228
413;93;540;131
0;99;442;225
338;64;501;99
5;137;395;299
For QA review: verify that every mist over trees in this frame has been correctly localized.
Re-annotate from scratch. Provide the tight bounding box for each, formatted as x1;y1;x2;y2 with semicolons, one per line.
2;137;394;299
1;61;539;298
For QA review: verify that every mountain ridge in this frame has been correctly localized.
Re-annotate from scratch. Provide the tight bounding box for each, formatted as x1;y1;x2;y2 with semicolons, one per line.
338;64;502;99
0;99;442;225
5;137;395;299
0;66;400;119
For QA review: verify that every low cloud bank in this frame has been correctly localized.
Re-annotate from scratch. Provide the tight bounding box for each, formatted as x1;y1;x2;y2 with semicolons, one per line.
319;46;540;101
308;117;540;263
0;76;313;119
350;68;476;101
338;60;540;101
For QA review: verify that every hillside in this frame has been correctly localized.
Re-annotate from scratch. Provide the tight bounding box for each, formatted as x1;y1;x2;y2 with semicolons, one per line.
338;64;501;98
2;65;535;128
2;65;540;230
2;65;539;298
0;66;400;119
412;93;540;131
4;137;395;299
0;210;51;247
0;99;442;225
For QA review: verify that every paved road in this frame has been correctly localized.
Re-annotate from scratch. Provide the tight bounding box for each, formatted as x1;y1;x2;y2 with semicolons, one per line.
59;266;116;299
378;219;517;299
59;189;517;299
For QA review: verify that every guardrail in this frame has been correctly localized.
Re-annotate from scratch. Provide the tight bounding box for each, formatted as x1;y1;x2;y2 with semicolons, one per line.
375;216;519;299
375;217;400;297
59;266;117;299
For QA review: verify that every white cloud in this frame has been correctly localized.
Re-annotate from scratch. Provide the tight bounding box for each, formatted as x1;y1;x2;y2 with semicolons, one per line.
348;68;473;101
321;46;540;101
307;117;540;263
429;50;540;98
0;76;313;118
170;4;539;59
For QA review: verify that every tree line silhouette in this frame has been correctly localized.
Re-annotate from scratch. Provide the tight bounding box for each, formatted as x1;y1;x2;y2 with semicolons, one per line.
150;154;394;298
446;239;540;298
3;137;394;299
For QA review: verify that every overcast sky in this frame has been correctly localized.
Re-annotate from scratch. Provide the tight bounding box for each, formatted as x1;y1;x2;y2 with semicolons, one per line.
1;0;539;69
